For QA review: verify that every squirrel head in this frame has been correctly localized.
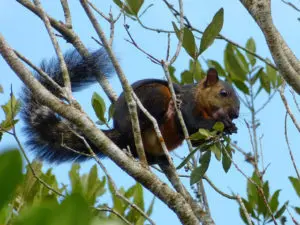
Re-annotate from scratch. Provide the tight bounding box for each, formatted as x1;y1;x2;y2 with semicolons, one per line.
196;68;240;133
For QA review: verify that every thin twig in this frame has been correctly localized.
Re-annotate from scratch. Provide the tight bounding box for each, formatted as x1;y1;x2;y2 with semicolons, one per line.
217;34;277;70
60;0;72;28
132;92;196;208
169;0;184;65
166;33;171;61
88;1;110;20
13;49;65;98
161;62;213;221
124;25;161;65
163;0;278;70
222;143;278;225
80;0;148;166
17;0;118;103
231;142;249;157
259;135;265;172
286;205;300;225
245;120;259;171
95;207;132;225
8;87;64;197
284;112;300;179
290;89;300;113
87;1;121;46
256;91;277;114
131;93;172;166
69;130;156;225
136;16;173;34
33;0;72;93
281;0;300;12
236;195;254;225
280;82;300;132
0;33;201;225
202;176;236;200
139;3;154;18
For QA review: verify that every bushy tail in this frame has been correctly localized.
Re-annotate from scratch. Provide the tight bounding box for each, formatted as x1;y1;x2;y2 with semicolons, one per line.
21;49;119;163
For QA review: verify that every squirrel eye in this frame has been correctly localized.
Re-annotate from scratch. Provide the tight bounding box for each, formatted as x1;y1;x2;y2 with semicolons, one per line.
219;89;229;97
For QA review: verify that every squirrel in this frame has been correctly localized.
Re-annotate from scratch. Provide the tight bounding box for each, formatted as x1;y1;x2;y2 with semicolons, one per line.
21;49;240;165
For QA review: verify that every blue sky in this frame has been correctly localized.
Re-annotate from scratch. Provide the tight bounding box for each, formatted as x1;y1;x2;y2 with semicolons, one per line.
0;0;299;224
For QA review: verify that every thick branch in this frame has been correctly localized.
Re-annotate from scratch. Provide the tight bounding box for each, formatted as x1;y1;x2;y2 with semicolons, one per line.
79;0;148;166
0;34;200;225
240;0;300;94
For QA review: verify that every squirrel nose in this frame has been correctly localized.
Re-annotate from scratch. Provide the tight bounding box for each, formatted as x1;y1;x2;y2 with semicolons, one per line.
229;108;239;119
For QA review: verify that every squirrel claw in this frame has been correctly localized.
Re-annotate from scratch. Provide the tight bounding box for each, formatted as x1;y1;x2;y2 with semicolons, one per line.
175;95;182;109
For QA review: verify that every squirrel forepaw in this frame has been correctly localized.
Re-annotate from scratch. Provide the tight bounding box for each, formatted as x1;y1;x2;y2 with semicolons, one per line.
175;94;182;109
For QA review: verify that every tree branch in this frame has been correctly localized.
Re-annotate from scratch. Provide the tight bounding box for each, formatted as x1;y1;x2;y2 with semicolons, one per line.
0;33;201;225
79;0;148;166
17;0;118;102
240;0;300;94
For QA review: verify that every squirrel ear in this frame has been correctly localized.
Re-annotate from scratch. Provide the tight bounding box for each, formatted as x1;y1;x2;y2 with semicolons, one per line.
204;68;219;87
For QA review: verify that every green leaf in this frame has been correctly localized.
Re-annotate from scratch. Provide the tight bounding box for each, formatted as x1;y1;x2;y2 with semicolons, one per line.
169;66;180;84
263;181;270;201
0;150;23;210
108;180;126;214
125;185;136;199
246;38;256;66
172;23;197;58
210;143;221;161
146;197;155;216
127;183;145;222
274;202;287;219
125;0;144;16
289;176;300;198
266;61;277;88
239;207;250;225
190;151;211;185
108;103;115;122
113;0;135;15
199;8;224;55
213;121;224;132
133;183;144;211
222;146;232;173
69;164;83;194
176;147;199;170
181;70;194;84
0;85;3;93
233;80;250;95
247;172;259;202
276;75;283;88
189;129;210;141
207;60;226;77
235;47;249;74
13;202;55;225
92;92;107;125
50;194;91;225
189;60;205;81
198;128;213;139
1;94;21;131
224;44;248;82
250;67;263;85
86;165;106;205
259;69;271;94
294;207;300;215
269;190;280;213
242;198;254;214
257;191;268;217
0;204;13;224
